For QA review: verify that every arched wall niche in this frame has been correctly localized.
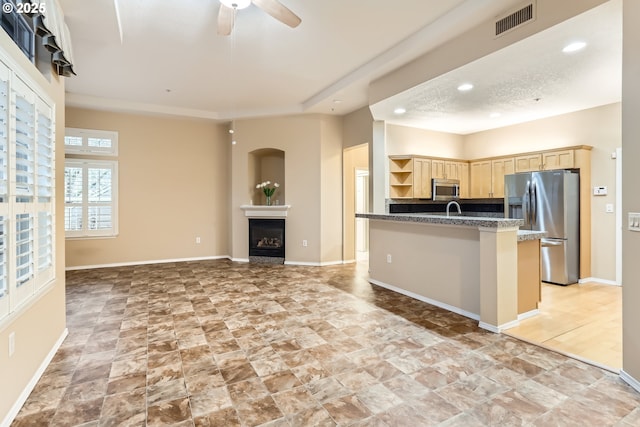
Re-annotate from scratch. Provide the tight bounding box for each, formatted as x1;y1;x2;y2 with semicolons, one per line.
248;148;285;205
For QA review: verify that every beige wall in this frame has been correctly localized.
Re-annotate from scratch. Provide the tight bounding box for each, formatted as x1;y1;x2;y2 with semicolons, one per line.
230;115;343;265
65;108;229;268
465;103;621;282
386;124;465;159
342;106;373;149
622;0;640;386
0;35;67;422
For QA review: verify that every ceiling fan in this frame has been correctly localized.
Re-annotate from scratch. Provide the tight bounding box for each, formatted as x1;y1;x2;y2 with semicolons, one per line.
217;0;302;35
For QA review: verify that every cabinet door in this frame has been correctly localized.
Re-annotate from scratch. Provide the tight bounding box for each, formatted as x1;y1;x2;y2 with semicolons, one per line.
491;158;514;198
431;159;446;179
413;158;431;199
458;162;470;198
445;162;459;180
515;154;542;172
470;161;492;198
543;150;574;170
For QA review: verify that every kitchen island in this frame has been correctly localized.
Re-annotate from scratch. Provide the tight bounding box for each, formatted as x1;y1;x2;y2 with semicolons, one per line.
357;212;544;332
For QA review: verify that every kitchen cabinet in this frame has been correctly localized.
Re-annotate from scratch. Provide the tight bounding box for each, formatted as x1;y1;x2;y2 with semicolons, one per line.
470;158;513;198
459;162;469;198
543;149;574;170
413;158;432;199
470;161;492;198
518;239;541;314
389;156;414;199
491;158;515;198
515;154;542;172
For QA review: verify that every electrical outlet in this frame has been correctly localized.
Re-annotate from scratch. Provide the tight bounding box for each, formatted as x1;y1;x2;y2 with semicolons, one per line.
9;332;15;357
629;213;640;232
196;237;201;244
386;254;392;263
606;204;614;213
302;240;308;247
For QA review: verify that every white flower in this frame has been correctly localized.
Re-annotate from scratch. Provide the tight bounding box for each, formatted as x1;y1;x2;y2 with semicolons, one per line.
274;183;280;188
266;181;271;185
256;184;260;189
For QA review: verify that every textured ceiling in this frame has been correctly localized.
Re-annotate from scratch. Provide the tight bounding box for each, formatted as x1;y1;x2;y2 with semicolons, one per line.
370;0;622;134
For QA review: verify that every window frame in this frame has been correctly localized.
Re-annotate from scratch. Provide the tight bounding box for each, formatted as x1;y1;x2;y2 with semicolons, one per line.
64;127;118;156
64;158;119;239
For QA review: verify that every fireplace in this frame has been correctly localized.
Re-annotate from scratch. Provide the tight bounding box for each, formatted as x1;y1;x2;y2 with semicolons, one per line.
249;218;285;263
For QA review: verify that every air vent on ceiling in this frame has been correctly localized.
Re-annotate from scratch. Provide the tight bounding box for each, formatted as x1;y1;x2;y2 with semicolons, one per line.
495;2;536;37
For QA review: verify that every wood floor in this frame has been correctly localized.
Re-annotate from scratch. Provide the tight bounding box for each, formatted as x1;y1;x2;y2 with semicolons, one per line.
506;281;622;371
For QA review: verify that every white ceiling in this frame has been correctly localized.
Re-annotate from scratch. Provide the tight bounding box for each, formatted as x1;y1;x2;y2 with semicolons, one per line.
59;0;621;134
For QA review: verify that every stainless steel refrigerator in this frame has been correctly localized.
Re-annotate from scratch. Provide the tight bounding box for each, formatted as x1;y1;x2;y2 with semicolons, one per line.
504;170;580;285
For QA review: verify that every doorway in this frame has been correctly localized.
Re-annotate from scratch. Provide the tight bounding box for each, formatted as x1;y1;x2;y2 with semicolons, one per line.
355;169;369;261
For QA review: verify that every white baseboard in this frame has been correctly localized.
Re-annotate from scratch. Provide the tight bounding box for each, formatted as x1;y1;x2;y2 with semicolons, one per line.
230;258;249;263
579;277;621;286
65;256;229;271
479;319;520;333
284;260;345;267
620;370;640;393
518;309;540;321
368;278;480;321
1;328;68;427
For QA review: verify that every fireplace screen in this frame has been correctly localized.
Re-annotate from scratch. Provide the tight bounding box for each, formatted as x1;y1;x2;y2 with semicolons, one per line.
249;218;285;258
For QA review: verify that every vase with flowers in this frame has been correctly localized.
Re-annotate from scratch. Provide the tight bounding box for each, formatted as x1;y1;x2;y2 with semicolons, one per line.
256;181;279;206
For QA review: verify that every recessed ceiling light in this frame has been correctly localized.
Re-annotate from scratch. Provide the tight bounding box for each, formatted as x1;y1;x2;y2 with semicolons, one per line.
489;112;501;118
562;41;587;53
332;99;342;104
457;83;474;92
393;107;406;115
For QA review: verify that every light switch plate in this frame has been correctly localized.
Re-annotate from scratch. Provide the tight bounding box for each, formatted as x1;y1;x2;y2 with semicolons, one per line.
606;204;614;213
629;213;640;232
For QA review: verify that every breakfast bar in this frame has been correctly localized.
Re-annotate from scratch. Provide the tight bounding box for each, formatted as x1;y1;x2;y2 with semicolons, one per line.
357;212;544;332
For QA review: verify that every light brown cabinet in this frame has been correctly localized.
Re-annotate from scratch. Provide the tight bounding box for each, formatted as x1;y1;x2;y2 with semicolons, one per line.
491;158;515;198
470;161;492;198
413;158;432;199
515;154;542;172
543;149;575;170
518;239;541;314
389;157;414;199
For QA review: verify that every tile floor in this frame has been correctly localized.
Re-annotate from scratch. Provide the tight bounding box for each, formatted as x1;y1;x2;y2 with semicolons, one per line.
10;259;640;426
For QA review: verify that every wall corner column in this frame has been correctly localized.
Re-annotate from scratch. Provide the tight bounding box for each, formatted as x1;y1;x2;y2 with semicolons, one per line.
478;226;519;332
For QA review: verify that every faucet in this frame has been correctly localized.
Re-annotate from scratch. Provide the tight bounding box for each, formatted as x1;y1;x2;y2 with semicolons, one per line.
446;200;462;217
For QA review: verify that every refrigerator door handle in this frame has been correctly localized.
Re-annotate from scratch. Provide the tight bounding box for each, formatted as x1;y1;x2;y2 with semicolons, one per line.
531;180;538;226
541;239;563;247
523;181;530;226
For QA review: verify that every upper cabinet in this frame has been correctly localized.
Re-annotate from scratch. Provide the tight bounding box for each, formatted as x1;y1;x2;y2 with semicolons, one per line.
515;149;577;172
388;147;590;200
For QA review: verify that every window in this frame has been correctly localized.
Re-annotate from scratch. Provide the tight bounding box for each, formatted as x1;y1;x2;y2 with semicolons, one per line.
64;126;119;239
64;127;118;156
0;55;55;322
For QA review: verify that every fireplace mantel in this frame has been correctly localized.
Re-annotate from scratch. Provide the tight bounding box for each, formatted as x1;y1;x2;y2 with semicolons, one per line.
240;205;291;218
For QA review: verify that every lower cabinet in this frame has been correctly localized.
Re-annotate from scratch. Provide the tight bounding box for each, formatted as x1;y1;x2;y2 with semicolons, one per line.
518;239;541;315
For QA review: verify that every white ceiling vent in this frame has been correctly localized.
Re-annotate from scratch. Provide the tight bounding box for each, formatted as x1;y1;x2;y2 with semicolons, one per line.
495;2;536;37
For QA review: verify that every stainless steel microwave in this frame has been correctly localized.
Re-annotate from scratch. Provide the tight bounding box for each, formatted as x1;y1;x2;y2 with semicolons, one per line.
432;178;460;201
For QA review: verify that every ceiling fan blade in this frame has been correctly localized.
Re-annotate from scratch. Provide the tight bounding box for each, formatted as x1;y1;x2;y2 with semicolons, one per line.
252;0;301;28
218;4;235;36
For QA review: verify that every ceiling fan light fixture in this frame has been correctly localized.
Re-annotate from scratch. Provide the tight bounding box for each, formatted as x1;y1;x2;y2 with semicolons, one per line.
221;0;251;9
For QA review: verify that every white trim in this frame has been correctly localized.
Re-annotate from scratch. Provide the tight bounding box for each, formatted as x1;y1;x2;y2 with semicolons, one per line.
368;278;480;321
230;258;250;263
284;260;345;267
578;277;621;286
1;328;68;427
517;308;540;321
478;319;520;333
615;147;622;285
65;256;228;271
342;259;357;264
620;370;640;393
240;205;291;217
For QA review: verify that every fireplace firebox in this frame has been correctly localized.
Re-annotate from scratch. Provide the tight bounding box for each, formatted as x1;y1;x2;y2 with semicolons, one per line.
249;218;285;263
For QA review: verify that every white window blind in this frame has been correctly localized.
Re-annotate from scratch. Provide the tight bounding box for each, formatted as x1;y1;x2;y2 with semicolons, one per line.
64;159;118;238
0;54;56;322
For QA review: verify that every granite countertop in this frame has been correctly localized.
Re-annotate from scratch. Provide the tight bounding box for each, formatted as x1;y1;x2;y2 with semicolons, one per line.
516;230;547;242
356;212;524;229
